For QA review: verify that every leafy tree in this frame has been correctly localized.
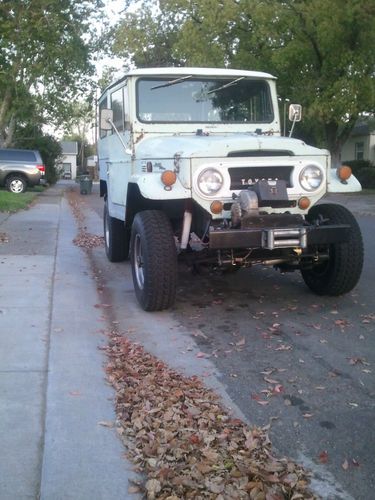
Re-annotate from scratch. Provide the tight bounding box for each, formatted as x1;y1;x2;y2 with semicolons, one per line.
63;99;96;172
112;0;375;165
0;0;103;147
259;0;375;165
111;4;182;68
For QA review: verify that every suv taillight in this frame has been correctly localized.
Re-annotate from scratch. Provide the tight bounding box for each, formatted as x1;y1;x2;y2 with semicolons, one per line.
37;165;45;175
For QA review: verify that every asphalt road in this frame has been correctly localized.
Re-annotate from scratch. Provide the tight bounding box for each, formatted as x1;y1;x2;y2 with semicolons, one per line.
83;184;374;500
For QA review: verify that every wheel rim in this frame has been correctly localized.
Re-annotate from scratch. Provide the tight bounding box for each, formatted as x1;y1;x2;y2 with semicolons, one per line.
10;179;24;193
134;233;144;290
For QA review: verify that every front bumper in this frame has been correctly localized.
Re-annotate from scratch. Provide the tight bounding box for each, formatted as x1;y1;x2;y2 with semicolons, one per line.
209;224;350;250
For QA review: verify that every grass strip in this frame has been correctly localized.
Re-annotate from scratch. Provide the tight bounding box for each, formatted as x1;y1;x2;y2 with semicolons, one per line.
0;189;40;212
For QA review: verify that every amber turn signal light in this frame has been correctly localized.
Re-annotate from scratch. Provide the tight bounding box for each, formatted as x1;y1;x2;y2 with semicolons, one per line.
210;200;223;214
161;170;177;187
298;196;311;210
337;165;352;181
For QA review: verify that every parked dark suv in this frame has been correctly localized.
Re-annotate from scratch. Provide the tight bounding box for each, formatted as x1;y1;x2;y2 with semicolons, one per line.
0;148;45;193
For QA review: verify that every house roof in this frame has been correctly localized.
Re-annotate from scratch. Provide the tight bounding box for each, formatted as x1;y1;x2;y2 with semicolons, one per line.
60;141;78;154
350;118;375;137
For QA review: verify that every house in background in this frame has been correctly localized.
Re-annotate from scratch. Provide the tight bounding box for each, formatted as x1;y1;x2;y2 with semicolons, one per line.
60;141;78;179
341;120;375;164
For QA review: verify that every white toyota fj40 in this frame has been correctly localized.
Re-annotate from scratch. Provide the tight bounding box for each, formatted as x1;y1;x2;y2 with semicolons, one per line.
98;67;363;311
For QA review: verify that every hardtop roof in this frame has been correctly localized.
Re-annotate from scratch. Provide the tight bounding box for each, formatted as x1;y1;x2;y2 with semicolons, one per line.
100;67;276;97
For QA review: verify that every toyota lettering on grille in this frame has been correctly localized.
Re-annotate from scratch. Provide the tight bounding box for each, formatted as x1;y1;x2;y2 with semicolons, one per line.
228;166;293;190
241;177;279;186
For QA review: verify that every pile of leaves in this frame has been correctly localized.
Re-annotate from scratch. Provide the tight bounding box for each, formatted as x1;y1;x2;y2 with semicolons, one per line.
67;193;104;250
73;232;104;250
105;333;316;499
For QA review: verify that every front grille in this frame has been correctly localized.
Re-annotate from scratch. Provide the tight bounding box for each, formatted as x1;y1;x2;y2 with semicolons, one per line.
228;150;294;157
228;166;293;190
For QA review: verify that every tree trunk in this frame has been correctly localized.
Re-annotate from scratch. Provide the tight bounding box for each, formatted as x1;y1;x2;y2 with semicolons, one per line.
0;88;12;146
324;119;357;169
4;115;16;147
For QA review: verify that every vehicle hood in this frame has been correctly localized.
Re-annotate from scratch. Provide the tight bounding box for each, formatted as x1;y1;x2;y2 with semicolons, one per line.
135;133;326;159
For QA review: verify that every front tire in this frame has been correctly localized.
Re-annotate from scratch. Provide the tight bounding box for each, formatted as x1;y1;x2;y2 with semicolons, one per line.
6;175;27;194
130;210;177;311
301;203;363;296
103;199;129;262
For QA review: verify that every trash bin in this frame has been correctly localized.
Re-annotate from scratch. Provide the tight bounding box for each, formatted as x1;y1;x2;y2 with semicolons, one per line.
80;176;92;195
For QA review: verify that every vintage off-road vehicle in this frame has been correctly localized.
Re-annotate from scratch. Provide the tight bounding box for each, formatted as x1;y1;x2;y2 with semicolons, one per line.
98;67;363;311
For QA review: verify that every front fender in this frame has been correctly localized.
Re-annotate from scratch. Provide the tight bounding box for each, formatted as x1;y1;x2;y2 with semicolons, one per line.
327;169;362;193
131;173;191;200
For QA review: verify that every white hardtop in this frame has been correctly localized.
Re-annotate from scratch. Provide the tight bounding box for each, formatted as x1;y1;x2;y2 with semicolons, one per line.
126;67;276;80
101;67;276;96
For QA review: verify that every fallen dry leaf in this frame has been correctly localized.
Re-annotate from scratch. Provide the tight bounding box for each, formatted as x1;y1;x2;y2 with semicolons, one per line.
235;337;246;346
318;450;329;463
275;344;292;351
98;420;114;428
196;351;208;358
0;232;9;243
347;357;369;366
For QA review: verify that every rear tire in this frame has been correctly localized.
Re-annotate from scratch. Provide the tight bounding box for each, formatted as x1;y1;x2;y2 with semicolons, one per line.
6;175;27;194
301;203;363;296
103;199;129;262
130;210;177;311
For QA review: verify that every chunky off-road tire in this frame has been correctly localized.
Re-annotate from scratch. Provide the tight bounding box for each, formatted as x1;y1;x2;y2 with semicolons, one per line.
130;210;177;311
103;199;129;262
6;175;27;194
301;203;363;296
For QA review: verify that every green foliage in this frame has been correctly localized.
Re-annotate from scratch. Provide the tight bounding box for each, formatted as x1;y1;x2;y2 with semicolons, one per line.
339;160;375;189
111;5;182;67
355;167;375;189
0;0;104;146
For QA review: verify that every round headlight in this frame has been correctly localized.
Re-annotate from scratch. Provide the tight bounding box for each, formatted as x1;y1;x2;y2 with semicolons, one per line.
198;168;223;195
299;165;324;191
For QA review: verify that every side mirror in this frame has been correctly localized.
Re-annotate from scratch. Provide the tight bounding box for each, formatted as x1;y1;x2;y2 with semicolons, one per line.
288;104;302;122
100;108;113;130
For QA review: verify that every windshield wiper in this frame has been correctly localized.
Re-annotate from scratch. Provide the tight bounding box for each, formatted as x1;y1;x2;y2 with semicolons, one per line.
206;77;245;95
151;75;193;90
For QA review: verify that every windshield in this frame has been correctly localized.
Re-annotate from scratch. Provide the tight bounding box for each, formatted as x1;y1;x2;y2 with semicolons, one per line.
136;77;274;124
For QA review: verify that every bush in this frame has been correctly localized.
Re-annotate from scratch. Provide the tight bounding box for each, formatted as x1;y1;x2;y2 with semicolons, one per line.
355;167;375;189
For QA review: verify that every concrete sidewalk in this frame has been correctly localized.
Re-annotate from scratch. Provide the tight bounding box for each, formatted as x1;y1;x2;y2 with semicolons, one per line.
0;183;139;499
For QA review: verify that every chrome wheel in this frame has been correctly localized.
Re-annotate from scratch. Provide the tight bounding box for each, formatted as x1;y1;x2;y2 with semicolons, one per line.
133;233;144;290
7;177;26;193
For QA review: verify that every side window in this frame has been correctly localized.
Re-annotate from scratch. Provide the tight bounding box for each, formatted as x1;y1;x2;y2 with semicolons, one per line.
111;88;124;132
0;150;36;161
99;98;108;139
123;86;130;129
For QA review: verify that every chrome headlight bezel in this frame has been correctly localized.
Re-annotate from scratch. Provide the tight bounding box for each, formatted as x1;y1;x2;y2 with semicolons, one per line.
197;168;224;196
299;164;324;192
